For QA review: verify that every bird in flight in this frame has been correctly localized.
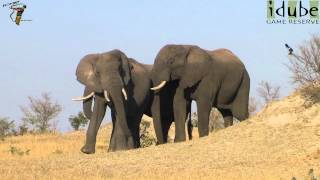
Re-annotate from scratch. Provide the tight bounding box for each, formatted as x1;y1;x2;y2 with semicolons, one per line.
285;43;293;55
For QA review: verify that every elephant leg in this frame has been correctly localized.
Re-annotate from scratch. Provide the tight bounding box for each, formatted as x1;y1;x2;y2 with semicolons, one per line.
81;95;106;154
108;109;117;151
197;99;211;137
173;88;187;142
132;112;143;148
219;109;233;128
162;118;172;143
152;95;166;144
186;103;193;140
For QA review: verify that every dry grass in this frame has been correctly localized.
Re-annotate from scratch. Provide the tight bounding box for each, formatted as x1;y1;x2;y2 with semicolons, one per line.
1;91;320;180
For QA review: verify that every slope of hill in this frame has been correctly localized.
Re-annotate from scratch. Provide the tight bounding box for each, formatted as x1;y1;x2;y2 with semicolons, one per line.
0;90;319;179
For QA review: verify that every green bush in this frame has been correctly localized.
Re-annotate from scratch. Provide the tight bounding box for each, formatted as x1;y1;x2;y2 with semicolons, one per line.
69;112;89;131
0;117;15;139
139;120;156;148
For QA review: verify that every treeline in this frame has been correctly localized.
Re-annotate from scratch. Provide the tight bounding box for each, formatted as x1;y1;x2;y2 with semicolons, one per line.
0;93;89;140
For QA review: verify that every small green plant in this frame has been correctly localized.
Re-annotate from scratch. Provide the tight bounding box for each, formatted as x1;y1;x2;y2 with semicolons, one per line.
8;146;30;156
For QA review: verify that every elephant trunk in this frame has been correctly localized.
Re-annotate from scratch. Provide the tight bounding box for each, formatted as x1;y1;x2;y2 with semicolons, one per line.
151;94;166;144
151;66;171;91
108;86;135;151
83;86;94;119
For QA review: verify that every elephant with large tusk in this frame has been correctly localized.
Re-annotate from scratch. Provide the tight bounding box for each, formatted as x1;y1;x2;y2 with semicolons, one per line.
73;50;156;153
150;45;250;143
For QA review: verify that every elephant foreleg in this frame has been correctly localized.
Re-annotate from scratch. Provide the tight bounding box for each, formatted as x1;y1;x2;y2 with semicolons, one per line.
81;95;106;154
219;109;233;128
173;88;187;142
197;99;211;137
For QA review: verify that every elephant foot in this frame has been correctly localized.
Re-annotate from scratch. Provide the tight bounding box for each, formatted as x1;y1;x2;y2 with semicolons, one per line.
80;145;95;154
174;136;186;143
108;135;135;152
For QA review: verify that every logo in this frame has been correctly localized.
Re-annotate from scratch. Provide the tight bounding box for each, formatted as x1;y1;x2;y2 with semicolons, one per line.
266;0;320;24
2;1;32;26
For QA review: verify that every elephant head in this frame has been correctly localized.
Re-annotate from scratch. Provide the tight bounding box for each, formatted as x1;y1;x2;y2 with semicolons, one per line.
72;50;135;152
73;50;130;102
151;44;212;91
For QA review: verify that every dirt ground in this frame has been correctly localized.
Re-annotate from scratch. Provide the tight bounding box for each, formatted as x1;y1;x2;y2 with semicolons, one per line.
0;90;319;180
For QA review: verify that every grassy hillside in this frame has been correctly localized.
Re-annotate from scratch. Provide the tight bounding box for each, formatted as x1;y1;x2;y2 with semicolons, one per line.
0;90;320;180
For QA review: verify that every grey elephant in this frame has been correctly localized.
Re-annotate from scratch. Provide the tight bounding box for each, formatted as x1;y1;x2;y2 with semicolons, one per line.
150;45;250;143
73;50;153;153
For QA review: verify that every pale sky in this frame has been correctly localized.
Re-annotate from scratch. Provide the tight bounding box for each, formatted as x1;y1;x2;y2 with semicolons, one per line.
0;0;318;131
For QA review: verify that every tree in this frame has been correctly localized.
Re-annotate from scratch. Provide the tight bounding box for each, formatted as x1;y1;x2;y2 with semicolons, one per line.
286;35;320;86
0;117;15;139
248;97;260;116
68;112;89;131
20;93;62;133
257;81;280;105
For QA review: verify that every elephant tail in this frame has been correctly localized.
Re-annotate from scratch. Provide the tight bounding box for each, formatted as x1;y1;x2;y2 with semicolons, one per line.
232;69;250;121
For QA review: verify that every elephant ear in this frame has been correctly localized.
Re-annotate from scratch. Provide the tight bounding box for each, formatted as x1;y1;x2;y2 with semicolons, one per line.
180;46;212;88
119;53;132;86
76;54;99;90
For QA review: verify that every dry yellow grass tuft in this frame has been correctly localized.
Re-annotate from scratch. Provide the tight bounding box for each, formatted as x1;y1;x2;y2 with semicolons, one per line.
0;90;320;179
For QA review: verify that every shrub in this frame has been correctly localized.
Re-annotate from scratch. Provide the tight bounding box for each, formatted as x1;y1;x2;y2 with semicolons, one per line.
8;146;30;156
286;35;320;86
20;93;62;133
0;117;15;139
139;120;156;148
69;112;89;131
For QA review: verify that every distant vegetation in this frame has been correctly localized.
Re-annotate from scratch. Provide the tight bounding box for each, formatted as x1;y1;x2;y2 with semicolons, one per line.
20;92;62;133
68;112;89;131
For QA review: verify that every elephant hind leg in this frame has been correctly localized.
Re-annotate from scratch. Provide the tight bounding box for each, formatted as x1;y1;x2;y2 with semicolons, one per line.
219;109;233;128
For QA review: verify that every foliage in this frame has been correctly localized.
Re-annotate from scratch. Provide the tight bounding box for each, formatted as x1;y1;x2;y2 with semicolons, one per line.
0;117;15;139
68;112;89;131
17;124;29;135
8;146;30;156
257;81;280;105
300;83;320;108
248;97;260;116
190;112;198;127
209;108;224;132
286;35;320;86
20;93;62;133
139;120;156;148
189;109;225;132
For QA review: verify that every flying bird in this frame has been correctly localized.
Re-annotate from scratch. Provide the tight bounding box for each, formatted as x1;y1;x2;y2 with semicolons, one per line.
285;43;293;55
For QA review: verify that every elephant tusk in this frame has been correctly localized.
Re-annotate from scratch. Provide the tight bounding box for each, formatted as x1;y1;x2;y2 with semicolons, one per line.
104;90;111;102
150;81;167;91
122;88;128;100
72;92;95;101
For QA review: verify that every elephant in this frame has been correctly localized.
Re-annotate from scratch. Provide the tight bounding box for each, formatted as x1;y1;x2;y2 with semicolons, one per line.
150;45;250;143
72;49;154;153
151;80;193;144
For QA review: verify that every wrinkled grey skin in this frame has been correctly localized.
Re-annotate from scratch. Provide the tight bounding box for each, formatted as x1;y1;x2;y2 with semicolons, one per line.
75;50;153;153
151;45;250;143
